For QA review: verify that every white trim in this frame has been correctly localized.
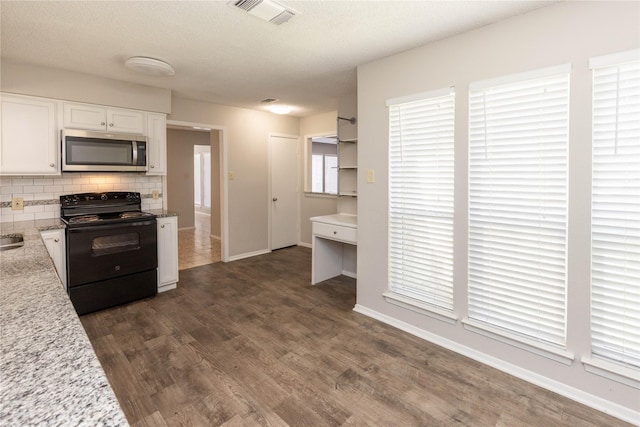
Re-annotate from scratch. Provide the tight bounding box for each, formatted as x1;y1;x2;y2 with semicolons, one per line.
158;282;177;293
583;357;640;390
386;86;454;107
352;304;640;425
342;269;356;279
178;226;195;231
297;241;312;249
383;292;457;325
590;49;640;69
303;191;338;199
462;317;574;366
469;63;572;91
210;234;221;241
227;248;271;262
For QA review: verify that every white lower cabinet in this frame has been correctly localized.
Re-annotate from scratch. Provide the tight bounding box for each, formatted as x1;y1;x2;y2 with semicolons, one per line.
157;216;178;292
40;229;67;290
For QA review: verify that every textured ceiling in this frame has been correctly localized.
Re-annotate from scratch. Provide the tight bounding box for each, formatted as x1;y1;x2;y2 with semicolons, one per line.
0;1;555;117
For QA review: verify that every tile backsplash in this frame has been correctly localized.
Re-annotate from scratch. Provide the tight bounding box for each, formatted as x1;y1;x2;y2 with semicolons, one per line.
0;172;163;223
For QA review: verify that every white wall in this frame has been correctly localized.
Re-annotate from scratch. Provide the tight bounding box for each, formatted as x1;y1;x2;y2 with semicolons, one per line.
357;1;639;422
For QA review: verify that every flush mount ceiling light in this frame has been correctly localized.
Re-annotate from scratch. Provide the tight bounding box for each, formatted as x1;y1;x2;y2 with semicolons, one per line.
270;105;291;114
124;57;175;76
228;0;298;25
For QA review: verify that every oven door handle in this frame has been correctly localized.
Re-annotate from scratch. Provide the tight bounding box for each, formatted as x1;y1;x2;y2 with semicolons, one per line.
67;219;156;233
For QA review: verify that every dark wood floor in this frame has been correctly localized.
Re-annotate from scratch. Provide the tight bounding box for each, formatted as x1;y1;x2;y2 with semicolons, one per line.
81;247;631;427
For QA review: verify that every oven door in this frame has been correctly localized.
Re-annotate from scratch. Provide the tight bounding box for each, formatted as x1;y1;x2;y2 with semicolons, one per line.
66;219;157;287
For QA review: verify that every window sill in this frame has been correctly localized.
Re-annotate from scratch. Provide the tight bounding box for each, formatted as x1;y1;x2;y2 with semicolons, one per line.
462;318;574;366
382;292;457;325
582;357;640;389
303;191;337;199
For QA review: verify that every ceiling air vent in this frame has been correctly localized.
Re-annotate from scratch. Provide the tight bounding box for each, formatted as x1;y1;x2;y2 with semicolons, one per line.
229;0;298;25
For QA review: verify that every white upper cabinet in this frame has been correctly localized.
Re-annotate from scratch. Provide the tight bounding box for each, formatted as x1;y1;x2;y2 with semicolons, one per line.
63;102;145;134
146;113;167;175
0;93;60;175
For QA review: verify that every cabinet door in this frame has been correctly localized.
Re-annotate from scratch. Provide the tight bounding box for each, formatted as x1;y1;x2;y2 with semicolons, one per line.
40;229;67;289
63;102;107;131
157;216;179;291
146;113;167;175
1;94;60;175
107;108;145;134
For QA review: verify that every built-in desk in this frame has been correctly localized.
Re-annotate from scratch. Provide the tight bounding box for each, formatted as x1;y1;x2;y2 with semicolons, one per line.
310;214;357;284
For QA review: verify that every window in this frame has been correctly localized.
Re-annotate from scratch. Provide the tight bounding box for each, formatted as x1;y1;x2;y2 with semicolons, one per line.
309;136;338;194
590;50;640;369
386;88;455;314
467;65;570;348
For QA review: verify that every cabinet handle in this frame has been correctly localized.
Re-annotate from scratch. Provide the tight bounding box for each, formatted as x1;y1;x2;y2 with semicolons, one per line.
54;238;59;242
101;122;106;126
109;123;114;127
333;231;337;235
150;165;155;168
49;163;55;168
272;197;278;202
161;225;165;228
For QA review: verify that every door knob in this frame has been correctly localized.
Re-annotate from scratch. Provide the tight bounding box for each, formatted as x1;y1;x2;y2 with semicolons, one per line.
272;197;278;202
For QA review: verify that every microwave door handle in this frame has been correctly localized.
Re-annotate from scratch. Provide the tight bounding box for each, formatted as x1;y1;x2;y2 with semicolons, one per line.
132;141;139;165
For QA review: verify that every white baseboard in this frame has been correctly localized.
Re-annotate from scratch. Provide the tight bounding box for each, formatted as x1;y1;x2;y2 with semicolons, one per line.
227;248;271;262
158;282;177;293
298;241;312;249
342;270;356;279
178;226;195;231
210;234;221;240
352;304;640;426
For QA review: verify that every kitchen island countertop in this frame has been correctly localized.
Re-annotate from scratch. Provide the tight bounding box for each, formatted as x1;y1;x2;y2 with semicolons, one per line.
0;219;128;426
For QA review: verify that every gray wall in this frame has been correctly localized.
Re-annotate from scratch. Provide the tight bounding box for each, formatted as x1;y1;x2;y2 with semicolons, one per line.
357;1;639;417
1;61;171;113
299;111;338;245
169;97;300;259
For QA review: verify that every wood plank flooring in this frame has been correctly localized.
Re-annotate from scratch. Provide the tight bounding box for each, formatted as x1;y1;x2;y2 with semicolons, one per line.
80;247;632;427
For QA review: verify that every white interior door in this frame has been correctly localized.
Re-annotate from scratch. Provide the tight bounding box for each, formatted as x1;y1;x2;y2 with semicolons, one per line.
270;135;299;250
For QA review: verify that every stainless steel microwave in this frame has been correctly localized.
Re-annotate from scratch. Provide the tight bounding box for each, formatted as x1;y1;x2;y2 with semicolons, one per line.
62;129;148;172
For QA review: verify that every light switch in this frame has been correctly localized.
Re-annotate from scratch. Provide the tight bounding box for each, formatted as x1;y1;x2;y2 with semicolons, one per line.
228;171;235;180
367;169;375;183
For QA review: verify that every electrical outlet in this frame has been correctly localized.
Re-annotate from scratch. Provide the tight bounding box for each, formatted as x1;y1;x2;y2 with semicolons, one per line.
152;190;159;200
11;197;24;211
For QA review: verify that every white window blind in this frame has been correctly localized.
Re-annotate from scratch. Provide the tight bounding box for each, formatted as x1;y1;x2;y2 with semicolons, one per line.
468;65;570;347
590;50;640;368
388;88;455;311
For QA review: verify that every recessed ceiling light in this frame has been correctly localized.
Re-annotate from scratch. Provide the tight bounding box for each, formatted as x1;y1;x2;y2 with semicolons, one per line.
125;57;175;77
270;105;291;114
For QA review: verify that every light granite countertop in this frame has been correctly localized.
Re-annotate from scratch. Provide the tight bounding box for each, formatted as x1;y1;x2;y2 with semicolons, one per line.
0;219;128;426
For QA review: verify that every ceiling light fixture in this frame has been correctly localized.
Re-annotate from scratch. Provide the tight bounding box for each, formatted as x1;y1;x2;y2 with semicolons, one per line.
270;105;291;115
124;57;175;77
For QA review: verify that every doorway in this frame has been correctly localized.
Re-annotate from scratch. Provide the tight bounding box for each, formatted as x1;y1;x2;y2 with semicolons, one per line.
166;120;227;264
